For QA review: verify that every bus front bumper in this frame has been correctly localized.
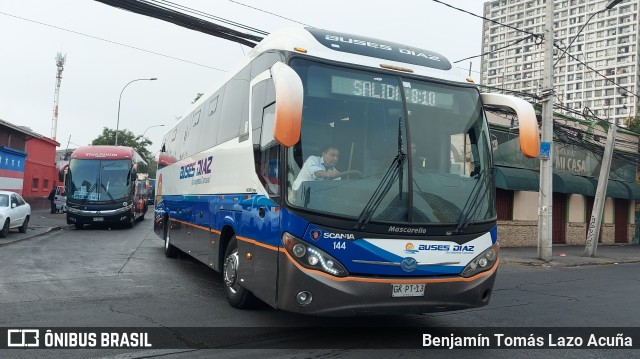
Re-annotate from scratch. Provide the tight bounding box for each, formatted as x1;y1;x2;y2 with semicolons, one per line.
66;206;133;225
276;253;497;316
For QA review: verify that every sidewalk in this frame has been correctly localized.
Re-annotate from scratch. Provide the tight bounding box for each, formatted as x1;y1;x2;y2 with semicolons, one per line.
0;209;69;247
2;211;640;267
500;244;640;267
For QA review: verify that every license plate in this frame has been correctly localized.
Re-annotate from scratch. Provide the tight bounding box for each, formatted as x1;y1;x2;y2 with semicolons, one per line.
391;284;425;297
93;217;104;222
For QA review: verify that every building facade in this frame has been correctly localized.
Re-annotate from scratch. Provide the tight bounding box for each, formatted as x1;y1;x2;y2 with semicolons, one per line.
24;136;60;209
481;0;639;126
487;110;639;246
0;119;59;209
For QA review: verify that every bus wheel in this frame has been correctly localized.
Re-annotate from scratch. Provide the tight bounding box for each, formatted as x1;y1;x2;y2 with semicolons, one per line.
164;221;179;258
18;216;29;233
125;214;134;228
223;236;256;309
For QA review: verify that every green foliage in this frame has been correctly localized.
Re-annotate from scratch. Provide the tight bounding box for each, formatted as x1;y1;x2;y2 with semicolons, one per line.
91;127;152;161
146;156;157;178
627;107;640;134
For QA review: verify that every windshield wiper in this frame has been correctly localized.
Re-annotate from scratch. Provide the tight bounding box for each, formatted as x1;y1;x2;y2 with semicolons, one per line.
100;184;114;200
453;167;493;233
355;117;406;231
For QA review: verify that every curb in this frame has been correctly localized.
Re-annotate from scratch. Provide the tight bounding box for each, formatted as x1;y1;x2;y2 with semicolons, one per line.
0;226;65;247
501;258;640;268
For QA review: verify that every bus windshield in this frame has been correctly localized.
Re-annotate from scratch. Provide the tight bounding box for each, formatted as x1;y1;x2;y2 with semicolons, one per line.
286;58;494;226
68;159;132;202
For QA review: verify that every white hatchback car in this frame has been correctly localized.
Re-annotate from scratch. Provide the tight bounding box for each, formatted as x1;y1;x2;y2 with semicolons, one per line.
0;190;31;238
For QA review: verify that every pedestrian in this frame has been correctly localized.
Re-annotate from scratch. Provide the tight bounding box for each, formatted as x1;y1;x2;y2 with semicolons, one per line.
48;187;57;213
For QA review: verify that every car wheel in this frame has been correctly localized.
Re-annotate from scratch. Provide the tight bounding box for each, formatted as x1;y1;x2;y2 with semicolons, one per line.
164;220;179;258
0;219;9;238
223;236;256;309
75;223;84;230
18;216;29;233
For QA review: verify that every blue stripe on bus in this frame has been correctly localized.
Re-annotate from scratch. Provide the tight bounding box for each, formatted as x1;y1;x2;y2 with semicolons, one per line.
161;194;473;276
490;225;497;244
161;193;281;248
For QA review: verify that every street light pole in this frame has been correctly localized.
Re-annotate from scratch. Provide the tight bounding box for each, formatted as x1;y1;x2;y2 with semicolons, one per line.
115;77;157;146
142;124;165;138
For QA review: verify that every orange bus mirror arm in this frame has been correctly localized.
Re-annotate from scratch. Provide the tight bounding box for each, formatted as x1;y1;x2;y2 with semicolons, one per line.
480;93;540;158
271;62;304;148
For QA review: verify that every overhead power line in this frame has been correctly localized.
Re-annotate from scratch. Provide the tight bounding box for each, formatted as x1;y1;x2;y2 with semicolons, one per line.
94;0;264;47
0;10;226;71
151;0;269;35
227;0;311;26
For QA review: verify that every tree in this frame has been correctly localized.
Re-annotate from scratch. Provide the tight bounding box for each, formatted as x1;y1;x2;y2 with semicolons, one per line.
91;127;152;161
146;156;157;178
626;107;640;134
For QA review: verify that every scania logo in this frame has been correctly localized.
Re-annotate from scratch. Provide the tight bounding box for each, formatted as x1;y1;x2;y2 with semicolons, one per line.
310;229;322;241
401;257;418;272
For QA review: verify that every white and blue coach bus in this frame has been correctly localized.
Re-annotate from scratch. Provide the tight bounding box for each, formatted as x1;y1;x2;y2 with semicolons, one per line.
154;27;539;316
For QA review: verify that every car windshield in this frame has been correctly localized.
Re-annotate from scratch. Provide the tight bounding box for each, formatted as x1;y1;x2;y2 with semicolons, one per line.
285;59;494;226
0;194;8;207
68;159;132;202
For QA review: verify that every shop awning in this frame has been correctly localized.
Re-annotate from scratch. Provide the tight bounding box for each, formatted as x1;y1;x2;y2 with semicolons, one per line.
495;166;539;192
620;181;640;201
586;178;632;199
553;172;595;196
495;166;640;201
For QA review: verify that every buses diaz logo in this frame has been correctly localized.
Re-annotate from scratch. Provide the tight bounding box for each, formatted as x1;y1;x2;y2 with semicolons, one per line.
179;156;212;179
404;242;419;254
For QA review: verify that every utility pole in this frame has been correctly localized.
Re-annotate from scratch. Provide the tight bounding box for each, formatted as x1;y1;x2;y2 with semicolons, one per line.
537;0;554;262
585;121;617;257
51;53;66;142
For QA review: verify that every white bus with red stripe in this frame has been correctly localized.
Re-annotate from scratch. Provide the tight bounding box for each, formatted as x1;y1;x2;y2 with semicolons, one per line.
66;145;148;229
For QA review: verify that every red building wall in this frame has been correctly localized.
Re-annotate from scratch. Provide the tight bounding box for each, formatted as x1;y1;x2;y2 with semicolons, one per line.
24;137;59;210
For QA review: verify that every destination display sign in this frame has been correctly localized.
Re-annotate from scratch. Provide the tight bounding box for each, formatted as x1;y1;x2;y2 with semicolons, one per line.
331;75;454;109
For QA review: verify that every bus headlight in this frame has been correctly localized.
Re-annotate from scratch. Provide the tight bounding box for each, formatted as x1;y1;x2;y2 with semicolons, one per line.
282;232;348;277
461;243;499;278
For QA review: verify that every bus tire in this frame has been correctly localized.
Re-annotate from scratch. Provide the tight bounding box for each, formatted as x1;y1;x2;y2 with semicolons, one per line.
223;236;256;309
164;221;179;258
125;214;134;228
0;219;9;238
19;216;29;233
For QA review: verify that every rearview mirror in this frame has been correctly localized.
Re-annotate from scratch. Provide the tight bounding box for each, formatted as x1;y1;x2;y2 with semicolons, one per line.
480;93;540;158
11;203;16;209
271;62;303;147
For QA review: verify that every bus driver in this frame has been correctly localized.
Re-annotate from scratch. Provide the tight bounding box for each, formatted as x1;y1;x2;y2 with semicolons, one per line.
292;145;342;191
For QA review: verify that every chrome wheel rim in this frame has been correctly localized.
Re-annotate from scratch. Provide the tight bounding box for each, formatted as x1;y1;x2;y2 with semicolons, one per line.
223;249;240;293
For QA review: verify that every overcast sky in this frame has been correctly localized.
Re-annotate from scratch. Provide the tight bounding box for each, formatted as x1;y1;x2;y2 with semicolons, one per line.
0;0;485;156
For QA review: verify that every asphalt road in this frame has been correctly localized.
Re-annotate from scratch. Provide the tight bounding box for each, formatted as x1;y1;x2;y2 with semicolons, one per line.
1;219;639;358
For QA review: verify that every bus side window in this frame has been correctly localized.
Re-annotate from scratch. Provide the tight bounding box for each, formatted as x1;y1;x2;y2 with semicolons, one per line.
257;103;279;197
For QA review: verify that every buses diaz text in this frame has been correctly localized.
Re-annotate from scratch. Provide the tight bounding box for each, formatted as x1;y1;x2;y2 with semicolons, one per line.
179;156;213;179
